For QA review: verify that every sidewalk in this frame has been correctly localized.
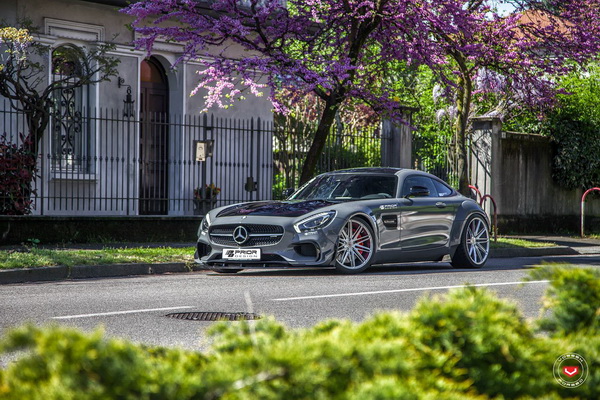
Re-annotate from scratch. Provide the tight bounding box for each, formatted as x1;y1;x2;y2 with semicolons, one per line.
490;235;600;258
1;236;599;284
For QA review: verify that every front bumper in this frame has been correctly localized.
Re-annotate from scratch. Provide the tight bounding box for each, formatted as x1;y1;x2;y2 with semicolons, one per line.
194;218;342;270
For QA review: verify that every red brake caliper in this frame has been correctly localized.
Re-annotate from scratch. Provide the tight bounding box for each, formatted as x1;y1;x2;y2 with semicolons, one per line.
355;222;369;259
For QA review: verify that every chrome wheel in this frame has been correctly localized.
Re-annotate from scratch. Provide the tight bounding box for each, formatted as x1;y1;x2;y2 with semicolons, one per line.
335;218;374;273
451;215;489;269
465;217;490;264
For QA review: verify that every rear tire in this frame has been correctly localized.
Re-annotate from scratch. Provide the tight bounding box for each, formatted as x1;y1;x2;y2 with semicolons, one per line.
334;218;375;274
451;215;490;269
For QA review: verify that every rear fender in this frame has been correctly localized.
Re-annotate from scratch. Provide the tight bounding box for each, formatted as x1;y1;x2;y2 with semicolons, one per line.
449;200;490;254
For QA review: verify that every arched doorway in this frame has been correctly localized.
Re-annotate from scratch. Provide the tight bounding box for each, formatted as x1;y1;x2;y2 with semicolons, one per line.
139;57;169;215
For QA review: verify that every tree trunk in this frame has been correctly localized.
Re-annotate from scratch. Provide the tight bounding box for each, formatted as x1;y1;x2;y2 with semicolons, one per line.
298;99;340;185
454;72;473;196
24;104;50;155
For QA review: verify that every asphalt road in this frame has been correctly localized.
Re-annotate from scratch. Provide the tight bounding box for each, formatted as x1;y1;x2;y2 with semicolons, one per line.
1;254;599;367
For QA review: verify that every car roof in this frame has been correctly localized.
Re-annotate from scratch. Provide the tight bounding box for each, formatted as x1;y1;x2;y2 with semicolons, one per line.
320;168;450;183
326;167;403;175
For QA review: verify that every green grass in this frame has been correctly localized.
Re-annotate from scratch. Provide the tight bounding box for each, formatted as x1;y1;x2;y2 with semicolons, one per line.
0;238;563;270
491;237;557;249
0;247;195;269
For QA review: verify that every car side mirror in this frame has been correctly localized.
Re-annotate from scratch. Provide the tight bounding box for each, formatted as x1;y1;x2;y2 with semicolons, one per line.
406;186;430;198
282;188;295;198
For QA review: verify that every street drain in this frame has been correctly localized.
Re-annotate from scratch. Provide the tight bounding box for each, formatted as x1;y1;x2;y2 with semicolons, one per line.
166;312;262;321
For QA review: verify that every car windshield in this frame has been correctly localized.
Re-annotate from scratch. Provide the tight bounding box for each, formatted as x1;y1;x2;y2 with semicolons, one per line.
290;174;397;200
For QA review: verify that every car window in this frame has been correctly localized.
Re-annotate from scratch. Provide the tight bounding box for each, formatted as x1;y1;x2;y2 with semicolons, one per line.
330;175;397;199
292;174;397;200
401;176;438;197
432;179;454;197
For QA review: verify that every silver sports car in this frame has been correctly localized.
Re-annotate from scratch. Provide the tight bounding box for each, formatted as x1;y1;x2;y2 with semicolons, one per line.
194;168;490;274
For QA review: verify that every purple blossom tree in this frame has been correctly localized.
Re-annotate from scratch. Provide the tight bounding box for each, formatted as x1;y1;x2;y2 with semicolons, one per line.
423;0;600;193
123;0;440;184
124;0;600;191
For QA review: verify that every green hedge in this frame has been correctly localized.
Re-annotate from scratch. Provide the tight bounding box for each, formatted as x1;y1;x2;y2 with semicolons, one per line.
1;265;599;399
505;63;600;191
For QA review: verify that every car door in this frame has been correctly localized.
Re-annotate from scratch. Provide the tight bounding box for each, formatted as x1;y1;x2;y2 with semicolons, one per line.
398;175;456;250
372;200;403;250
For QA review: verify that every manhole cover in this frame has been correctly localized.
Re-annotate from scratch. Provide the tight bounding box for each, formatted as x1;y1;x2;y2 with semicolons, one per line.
165;312;262;321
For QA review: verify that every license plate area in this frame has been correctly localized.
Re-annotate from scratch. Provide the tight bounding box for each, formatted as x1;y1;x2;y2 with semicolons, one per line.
222;248;261;260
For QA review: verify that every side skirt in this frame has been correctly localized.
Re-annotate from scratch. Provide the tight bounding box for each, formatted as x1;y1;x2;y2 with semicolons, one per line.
373;247;449;264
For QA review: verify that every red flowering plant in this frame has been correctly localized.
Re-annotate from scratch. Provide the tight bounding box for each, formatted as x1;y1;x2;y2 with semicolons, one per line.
0;133;37;215
194;183;221;200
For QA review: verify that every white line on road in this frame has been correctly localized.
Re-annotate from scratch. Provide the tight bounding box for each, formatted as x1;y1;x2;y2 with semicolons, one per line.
272;280;550;301
52;306;194;320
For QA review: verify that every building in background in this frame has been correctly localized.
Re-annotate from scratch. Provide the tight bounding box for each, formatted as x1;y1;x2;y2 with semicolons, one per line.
0;0;274;216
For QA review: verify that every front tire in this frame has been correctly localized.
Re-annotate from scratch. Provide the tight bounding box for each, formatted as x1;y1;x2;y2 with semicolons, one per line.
334;218;375;274
451;215;490;268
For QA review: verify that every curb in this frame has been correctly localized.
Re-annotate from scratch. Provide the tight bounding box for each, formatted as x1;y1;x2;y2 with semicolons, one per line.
0;265;69;284
0;262;204;285
0;246;594;284
489;246;579;258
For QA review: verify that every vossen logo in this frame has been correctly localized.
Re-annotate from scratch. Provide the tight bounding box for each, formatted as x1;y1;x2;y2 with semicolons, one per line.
553;353;589;388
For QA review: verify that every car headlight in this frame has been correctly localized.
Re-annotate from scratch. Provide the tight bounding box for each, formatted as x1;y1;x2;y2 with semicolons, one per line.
294;211;336;233
199;213;211;234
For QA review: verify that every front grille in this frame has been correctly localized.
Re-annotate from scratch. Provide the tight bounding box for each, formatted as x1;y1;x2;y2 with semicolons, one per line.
209;224;284;247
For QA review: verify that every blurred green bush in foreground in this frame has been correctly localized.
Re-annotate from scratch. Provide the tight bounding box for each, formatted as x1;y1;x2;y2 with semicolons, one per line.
1;265;599;399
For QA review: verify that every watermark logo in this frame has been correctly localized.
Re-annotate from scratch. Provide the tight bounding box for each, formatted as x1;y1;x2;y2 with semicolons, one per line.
553;353;588;388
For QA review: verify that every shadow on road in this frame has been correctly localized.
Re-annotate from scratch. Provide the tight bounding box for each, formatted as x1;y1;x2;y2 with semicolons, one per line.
204;254;600;277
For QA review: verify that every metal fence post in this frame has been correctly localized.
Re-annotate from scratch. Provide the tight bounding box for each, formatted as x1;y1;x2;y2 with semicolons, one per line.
257;117;262;200
249;118;255;201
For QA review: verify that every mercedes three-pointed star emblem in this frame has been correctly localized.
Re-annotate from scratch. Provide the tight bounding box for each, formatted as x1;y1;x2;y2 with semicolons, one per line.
233;226;249;245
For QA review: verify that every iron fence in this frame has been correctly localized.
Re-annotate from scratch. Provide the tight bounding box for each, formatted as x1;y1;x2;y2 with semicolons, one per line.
413;126;481;191
413;133;458;187
273;124;382;198
1;101;273;216
1;101;384;215
3;96;483;217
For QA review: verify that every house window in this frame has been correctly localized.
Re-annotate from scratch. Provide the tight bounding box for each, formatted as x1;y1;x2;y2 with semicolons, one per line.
51;45;91;172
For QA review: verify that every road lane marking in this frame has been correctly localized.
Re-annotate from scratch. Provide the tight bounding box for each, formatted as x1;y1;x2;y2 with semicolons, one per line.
52;306;194;320
272;280;550;301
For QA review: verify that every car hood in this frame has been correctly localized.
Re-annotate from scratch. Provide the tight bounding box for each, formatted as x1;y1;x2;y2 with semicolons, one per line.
216;200;338;218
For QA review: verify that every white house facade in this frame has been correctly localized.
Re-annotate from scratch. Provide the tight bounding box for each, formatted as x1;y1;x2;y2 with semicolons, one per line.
0;0;275;216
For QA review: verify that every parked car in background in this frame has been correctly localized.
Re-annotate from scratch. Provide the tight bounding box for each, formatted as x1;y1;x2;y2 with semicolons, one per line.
195;168;490;274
